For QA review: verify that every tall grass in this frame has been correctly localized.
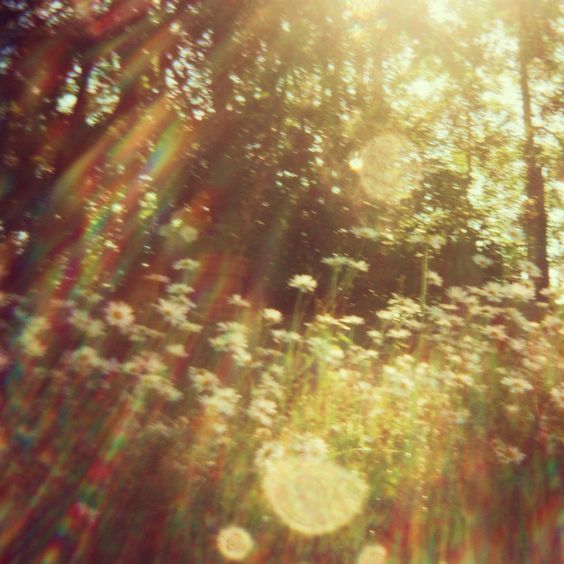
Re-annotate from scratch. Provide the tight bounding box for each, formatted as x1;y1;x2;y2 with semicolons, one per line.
0;254;562;562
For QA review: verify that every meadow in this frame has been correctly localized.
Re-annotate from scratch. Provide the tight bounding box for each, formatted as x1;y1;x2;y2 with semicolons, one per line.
1;246;562;562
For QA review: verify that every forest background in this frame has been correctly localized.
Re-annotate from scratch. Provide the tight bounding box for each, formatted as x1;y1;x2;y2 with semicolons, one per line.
0;1;562;562
1;0;562;306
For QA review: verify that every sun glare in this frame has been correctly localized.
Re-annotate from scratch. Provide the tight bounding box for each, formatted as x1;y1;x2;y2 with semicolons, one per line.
428;0;460;25
347;0;457;24
345;0;381;18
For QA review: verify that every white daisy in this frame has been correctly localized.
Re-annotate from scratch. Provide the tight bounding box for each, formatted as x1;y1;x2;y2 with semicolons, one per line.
105;301;134;328
473;254;493;268
172;258;201;271
166;344;188;358
228;294;251;308
288;274;318;293
262;308;283;324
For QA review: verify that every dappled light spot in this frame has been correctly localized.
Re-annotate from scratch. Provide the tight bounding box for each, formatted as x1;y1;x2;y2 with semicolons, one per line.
354;133;422;204
262;456;368;536
356;543;388;564
216;526;254;561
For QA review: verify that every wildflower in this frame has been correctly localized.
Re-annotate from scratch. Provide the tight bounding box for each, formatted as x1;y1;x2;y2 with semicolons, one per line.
166;344;188;358
350;226;379;241
505;282;534;302
348;345;378;363
504;225;522;241
84;319;105;338
292;435;330;460
131;324;164;341
146;421;173;438
189;367;219;392
228;294;250;308
233;348;253;367
473;254;493;268
492;438;525;465
166;283;194;295
216;526;254;561
427;271;443;287
72;346;102;369
262;456;368;535
367;329;383;345
454;373;475;387
262;308;283;324
549;385;564;410
307;336;344;363
201;387;241;416
446;286;468;303
160;383;182;402
482;281;505;302
210;322;248;354
124;351;166;377
69;309;92;330
259;374;284;399
19;316;50;351
322;254;369;272
482;325;507;341
349;258;369;272
501;376;533;394
376;309;396;322
519;260;542;279
522;356;546;372
429;234;446;250
156;298;190;325
315;313;343;327
179;320;203;333
139;373;182;402
387;328;411;340
340;315;365;326
255;441;286;470
271;329;302;344
357;543;388;564
248;396;278;427
540;285;564;305
288;274;318;293
23;337;47;358
173;257;201;271
105;301;134;328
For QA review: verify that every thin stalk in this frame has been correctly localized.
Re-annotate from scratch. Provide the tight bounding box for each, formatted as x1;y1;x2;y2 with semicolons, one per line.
420;244;429;320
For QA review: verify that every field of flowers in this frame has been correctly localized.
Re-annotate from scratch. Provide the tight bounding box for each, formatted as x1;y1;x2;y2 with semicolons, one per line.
0;249;562;562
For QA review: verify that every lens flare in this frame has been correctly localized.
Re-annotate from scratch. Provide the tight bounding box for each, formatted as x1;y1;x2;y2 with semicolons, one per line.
357;543;388;563
262;456;368;536
355;133;422;204
216;526;254;561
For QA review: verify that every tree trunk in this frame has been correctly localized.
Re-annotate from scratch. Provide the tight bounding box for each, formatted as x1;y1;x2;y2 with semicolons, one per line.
517;0;550;297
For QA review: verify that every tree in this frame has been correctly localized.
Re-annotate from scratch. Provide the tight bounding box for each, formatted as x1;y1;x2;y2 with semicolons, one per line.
515;0;554;295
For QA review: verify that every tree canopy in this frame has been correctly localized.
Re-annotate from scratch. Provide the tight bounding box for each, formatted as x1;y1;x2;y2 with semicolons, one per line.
1;0;562;305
